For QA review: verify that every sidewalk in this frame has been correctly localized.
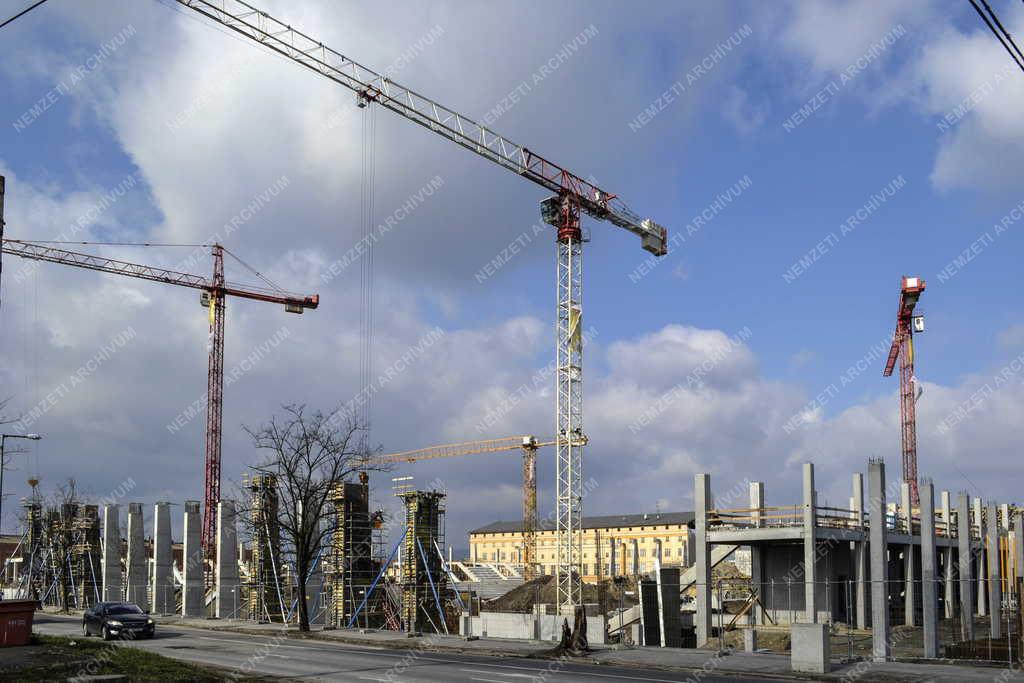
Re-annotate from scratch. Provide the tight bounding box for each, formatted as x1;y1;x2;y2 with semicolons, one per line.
39;610;1024;682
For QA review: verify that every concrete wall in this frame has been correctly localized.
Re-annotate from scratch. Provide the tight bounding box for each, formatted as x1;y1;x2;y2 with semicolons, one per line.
758;542;853;624
464;612;606;644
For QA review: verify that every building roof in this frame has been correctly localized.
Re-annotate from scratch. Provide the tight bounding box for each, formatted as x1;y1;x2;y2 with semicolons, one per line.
469;511;694;535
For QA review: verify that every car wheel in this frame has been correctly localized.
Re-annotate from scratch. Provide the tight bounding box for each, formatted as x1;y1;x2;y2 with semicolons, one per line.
82;622;90;637
101;625;111;641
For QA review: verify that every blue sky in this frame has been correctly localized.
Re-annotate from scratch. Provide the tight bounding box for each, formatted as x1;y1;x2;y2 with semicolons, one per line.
1;0;1022;547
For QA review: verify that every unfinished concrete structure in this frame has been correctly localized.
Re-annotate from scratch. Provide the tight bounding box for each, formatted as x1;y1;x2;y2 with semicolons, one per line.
248;474;284;622
101;504;121;602
216;500;239;618
14;501;102;609
125;503;147;608
398;489;447;633
326;476;380;628
152;502;173;614
692;459;1017;658
182;500;204;617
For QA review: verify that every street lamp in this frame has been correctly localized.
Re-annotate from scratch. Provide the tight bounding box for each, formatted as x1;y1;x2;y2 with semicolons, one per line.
0;433;42;540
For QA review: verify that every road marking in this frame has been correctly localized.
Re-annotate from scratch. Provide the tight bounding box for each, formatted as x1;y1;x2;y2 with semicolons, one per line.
461;670;537;679
37;620;719;683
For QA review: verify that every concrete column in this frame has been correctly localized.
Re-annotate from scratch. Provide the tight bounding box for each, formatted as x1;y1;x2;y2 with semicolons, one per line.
868;460;890;662
630;538;639;575
102;504;122;602
974;498;986;617
853;473;868;629
750;482;765;625
609;538;616;577
901;482;915;627
1001;504;1010;532
957;492;975;640
182;501;204;617
152;502;173;614
802;463;817;623
216;501;239;619
920;480;938;658
695;473;712;646
986;502;1002;639
941;491;954;619
126;503;147;608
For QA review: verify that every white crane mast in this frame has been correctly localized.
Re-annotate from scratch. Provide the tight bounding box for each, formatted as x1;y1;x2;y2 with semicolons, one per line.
175;0;669;613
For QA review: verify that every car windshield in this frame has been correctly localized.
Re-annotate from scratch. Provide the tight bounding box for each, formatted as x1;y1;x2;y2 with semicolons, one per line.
107;604;144;615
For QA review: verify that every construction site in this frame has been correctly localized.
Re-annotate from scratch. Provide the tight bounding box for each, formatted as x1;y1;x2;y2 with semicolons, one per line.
1;0;1024;681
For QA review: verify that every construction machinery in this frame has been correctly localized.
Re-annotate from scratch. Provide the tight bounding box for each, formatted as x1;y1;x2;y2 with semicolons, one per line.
175;0;669;611
883;275;926;506
374;435;586;580
0;237;319;553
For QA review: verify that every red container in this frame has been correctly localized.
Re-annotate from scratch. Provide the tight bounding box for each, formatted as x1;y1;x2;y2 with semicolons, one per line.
0;601;39;647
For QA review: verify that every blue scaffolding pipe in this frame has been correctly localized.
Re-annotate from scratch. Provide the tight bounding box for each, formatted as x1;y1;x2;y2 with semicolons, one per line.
417;537;447;635
434;539;465;612
347;527;406;629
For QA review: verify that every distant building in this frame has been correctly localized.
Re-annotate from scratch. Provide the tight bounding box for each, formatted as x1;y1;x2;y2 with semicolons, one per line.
468;511;695;583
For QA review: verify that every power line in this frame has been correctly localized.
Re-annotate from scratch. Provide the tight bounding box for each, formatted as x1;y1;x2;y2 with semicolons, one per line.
969;0;1024;74
981;0;1024;65
0;0;50;31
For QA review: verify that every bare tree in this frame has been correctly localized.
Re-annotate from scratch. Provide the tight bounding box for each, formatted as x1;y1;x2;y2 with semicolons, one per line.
245;404;386;632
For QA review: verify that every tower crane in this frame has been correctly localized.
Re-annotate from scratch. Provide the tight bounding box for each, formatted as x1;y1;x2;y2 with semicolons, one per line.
882;276;926;506
372;434;587;580
0;236;319;552
175;0;669;611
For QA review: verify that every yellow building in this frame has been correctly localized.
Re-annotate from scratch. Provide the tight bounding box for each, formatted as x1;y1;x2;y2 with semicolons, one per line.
468;512;694;583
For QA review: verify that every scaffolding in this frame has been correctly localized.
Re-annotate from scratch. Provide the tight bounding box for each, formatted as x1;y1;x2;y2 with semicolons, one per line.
326;473;381;627
248;473;285;622
17;499;102;610
397;490;448;633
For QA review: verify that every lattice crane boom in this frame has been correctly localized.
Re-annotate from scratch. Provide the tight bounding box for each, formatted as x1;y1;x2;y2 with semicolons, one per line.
371;434;586;581
176;0;669;611
882;275;925;506
0;237;319;551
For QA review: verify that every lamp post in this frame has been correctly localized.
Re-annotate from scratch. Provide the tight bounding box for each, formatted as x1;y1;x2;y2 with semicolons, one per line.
0;433;41;537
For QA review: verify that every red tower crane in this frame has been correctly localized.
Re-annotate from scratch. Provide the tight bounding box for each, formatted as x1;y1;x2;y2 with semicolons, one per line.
175;0;668;612
0;236;319;552
882;275;926;506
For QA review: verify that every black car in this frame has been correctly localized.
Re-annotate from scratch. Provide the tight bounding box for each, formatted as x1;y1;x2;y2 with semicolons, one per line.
82;602;155;640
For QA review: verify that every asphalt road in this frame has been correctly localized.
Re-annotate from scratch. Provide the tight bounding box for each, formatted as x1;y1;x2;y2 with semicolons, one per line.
33;613;784;682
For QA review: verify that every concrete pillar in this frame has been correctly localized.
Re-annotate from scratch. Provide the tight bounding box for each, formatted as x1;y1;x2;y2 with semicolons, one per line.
101;504;122;602
630;538;639;576
802;463;817;623
957;492;975;640
694;473;712;646
750;482;764;625
974;497;987;617
853;473;868;629
920;480;938;658
182;501;204;617
868;460;890;662
126;503;147;608
901;482;915;627
1001;503;1010;532
941;491;954;619
986;502;1002;639
609;538;617;577
215;501;239;619
152;502;173;614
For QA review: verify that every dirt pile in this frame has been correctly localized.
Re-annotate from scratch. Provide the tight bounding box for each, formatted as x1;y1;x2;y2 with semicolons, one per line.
484;576;639;614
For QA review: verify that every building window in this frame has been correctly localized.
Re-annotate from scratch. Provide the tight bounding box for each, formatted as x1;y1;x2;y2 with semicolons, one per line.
640;549;646;557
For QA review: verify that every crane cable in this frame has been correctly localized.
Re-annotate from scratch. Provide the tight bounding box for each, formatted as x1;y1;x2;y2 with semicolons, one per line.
359;101;377;448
